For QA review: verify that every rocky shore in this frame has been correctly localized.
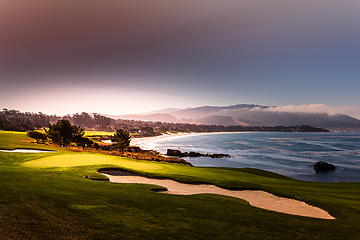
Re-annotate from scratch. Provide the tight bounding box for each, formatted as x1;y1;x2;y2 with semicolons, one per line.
166;149;231;158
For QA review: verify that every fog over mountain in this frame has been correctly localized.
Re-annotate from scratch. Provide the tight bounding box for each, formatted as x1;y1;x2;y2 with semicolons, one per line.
108;113;179;123
112;104;360;130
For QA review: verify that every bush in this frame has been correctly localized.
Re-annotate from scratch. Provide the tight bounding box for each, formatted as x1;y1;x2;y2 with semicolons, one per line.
27;131;47;143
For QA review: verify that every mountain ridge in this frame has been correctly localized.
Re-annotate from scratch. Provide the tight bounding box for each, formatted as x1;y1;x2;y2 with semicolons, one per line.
106;104;360;130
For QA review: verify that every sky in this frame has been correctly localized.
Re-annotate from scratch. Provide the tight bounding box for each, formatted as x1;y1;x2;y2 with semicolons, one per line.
1;0;360;118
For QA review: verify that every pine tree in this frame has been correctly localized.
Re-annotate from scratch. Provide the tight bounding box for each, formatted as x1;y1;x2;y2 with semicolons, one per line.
110;129;131;152
46;120;84;147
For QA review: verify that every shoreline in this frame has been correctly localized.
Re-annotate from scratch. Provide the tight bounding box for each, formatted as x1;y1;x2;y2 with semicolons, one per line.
130;131;234;150
130;129;335;148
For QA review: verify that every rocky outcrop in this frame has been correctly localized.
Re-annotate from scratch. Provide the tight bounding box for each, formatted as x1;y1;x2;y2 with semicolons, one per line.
167;149;230;158
125;146;145;153
313;161;336;172
166;149;182;156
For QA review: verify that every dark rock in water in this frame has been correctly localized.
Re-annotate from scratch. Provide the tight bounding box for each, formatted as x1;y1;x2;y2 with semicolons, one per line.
209;153;231;158
167;149;183;157
166;149;230;158
188;151;202;157
313;161;336;172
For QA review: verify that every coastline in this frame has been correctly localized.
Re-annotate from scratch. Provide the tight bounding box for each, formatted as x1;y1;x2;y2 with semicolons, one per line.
129;131;360;183
130;131;234;150
129;127;332;149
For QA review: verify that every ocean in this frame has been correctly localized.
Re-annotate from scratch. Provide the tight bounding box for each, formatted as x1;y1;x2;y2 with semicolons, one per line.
139;131;360;183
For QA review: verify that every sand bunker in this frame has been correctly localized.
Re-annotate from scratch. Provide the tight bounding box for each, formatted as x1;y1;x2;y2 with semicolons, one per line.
0;149;55;153
100;170;335;220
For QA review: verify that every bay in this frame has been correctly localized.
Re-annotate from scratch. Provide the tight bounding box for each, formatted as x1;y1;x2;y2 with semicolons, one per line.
139;131;360;183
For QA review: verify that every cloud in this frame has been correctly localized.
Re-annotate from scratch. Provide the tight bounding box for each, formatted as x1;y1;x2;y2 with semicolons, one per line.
259;104;360;119
1;0;360;115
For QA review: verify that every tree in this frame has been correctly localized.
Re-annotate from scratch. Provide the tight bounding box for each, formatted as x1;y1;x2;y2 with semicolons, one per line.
0;116;5;130
46;120;84;147
76;136;93;150
110;129;131;152
94;114;111;130
27;131;47;143
93;142;100;150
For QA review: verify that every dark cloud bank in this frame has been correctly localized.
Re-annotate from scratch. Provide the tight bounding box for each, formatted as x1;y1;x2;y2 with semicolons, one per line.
2;1;360;82
1;0;360;113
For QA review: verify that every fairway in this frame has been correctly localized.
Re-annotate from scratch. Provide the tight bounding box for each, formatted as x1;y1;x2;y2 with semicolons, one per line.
21;152;283;186
22;153;124;167
22;153;163;172
1;131;360;239
84;131;115;136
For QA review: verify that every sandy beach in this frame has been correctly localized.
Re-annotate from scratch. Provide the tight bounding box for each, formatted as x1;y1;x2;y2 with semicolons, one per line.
100;170;335;220
130;131;231;150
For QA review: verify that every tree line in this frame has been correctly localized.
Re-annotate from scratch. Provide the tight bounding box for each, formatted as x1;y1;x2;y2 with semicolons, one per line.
27;119;131;152
1;109;329;134
0;109;111;131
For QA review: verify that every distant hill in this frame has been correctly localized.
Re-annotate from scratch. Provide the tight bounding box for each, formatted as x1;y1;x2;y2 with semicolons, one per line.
114;104;360;130
196;115;249;126
108;113;180;123
139;108;183;115
171;104;265;120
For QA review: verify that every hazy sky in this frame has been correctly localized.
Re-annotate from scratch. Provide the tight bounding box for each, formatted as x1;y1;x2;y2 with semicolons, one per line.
1;0;360;117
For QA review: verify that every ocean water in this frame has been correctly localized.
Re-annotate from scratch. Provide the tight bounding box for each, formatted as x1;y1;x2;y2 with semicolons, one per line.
140;132;360;183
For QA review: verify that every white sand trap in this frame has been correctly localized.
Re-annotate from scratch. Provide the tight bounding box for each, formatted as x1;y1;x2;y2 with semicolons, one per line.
100;170;335;220
0;149;55;153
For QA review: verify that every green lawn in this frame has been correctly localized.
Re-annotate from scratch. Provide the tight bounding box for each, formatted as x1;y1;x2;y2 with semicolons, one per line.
1;131;360;239
84;130;115;136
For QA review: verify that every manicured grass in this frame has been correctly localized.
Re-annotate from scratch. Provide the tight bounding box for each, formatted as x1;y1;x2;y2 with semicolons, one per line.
22;153;133;168
84;130;115;136
1;131;360;239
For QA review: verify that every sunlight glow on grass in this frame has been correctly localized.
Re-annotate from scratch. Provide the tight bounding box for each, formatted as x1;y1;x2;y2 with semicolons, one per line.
84;131;115;136
21;153;163;171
